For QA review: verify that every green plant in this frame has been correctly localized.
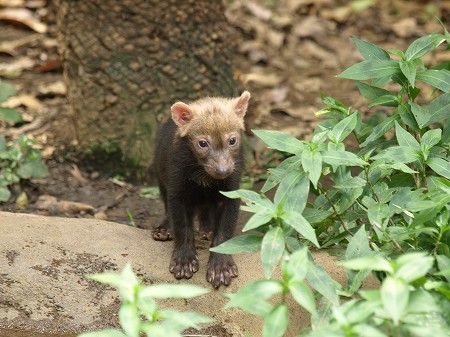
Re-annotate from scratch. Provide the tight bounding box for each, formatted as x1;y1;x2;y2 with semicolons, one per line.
0;82;48;202
0;82;23;124
211;30;450;336
79;264;212;337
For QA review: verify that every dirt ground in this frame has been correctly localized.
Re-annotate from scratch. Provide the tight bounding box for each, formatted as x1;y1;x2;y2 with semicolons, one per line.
0;0;449;229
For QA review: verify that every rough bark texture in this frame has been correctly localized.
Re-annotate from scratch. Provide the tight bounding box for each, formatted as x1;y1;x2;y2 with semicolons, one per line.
55;0;237;176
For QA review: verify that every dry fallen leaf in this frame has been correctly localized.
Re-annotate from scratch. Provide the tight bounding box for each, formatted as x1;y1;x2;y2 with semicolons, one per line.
35;195;94;214
245;1;272;21
242;71;282;88
0;0;24;6
392;17;418;38
3;94;44;110
0;7;47;33
0;56;35;78
37;80;66;96
0;33;40;56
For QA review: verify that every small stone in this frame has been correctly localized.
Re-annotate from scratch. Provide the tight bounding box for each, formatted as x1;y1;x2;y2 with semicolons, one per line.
94;212;108;221
15;192;28;210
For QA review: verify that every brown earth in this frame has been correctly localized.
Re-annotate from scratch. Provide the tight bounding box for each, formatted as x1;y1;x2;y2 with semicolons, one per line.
0;0;448;227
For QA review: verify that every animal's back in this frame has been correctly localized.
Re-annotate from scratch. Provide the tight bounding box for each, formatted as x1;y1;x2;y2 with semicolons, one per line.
154;118;177;185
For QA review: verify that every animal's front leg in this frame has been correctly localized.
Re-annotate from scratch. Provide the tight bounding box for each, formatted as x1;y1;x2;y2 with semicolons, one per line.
168;198;198;279
207;198;239;288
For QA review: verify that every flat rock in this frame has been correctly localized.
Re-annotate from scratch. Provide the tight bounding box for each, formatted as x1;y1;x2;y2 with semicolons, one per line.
0;211;378;337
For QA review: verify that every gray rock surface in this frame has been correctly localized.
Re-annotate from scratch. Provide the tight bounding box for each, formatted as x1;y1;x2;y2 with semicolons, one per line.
0;211;378;337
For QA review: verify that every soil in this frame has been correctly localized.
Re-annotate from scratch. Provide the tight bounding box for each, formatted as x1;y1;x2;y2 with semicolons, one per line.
0;2;449;237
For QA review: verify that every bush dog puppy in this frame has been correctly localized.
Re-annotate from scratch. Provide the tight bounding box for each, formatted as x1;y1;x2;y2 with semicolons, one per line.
153;91;250;288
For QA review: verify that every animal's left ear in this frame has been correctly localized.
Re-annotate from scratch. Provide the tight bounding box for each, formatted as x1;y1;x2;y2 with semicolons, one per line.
234;91;251;118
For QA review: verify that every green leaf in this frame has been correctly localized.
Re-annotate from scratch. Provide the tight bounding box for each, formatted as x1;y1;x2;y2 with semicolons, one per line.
0;107;23;124
442;122;450;144
410;102;430;129
406;289;440;314
302;208;334;224
405;33;445;61
159;310;214;331
275;170;309;212
322;150;367;167
242;211;274;232
306;260;340;305
427;157;450;179
225;279;282;316
399;60;417;87
341;254;394;273
421;128;441;151
423;92;450;127
356;81;392;101
437;255;450;283
78;329;127;337
0;135;5;151
253;130;307;154
286;247;309;282
331;113;358;143
396;254;434;282
416;69;450;92
261;226;285;278
209;234;263;254
368;94;399;107
395;121;420;149
16;160;48;179
0;186;11;202
282;210;319;247
337;60;400;80
333;176;366;188
119;303;140;337
289;281;317;315
345;227;373;292
360;115;398;147
139;284;209;299
221;189;272;210
301;149;322;188
0;82;17;103
351;36;390;60
262;156;302;192
263;304;289;337
381;276;409;325
372;146;421;163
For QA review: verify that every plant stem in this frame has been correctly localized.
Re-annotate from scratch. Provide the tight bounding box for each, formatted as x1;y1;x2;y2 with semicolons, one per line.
317;183;353;236
371;221;404;252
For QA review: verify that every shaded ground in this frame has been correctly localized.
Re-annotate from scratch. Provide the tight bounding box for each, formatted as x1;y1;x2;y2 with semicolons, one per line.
0;0;449;226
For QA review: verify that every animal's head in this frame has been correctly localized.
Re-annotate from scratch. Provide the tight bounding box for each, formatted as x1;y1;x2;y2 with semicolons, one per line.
171;91;251;180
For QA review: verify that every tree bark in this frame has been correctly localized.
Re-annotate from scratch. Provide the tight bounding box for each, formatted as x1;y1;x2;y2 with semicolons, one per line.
55;0;237;177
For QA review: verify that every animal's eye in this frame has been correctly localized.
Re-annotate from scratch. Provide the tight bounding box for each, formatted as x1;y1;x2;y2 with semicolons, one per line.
229;137;237;146
198;140;208;148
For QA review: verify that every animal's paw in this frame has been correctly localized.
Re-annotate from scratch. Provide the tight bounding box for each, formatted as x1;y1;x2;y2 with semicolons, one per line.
198;230;214;241
152;223;174;241
207;253;238;288
169;247;199;279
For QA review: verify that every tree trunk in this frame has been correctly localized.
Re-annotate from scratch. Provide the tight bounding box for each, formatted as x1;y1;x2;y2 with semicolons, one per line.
55;0;237;177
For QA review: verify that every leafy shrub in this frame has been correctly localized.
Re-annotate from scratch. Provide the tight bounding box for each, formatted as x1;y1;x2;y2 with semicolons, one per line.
212;30;450;336
78;264;212;337
0;82;48;202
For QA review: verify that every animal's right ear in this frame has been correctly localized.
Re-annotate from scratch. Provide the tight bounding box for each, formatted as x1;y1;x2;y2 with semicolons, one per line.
171;102;194;127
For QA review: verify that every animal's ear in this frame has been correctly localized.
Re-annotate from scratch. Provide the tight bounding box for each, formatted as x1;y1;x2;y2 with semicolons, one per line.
234;91;251;118
171;102;194;127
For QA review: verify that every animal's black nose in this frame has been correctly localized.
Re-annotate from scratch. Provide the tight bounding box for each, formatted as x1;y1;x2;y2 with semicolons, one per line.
215;167;230;178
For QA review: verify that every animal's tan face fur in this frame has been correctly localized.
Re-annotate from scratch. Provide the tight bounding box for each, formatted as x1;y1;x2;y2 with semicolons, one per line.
171;92;250;180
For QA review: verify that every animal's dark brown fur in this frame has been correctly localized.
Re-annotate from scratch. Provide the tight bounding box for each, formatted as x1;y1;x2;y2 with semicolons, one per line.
153;92;250;288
